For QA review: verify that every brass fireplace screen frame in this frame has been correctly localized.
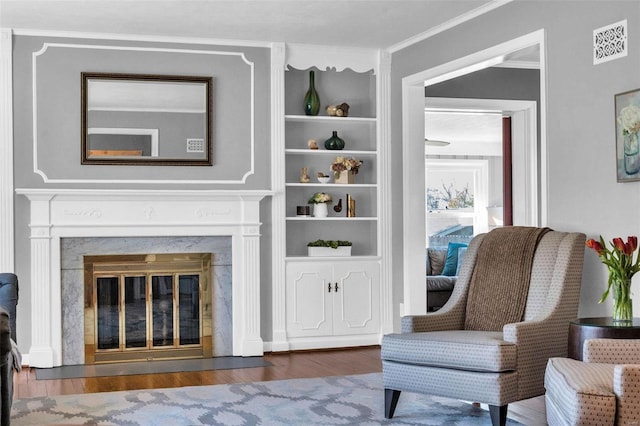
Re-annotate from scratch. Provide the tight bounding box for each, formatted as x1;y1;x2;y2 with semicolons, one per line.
84;253;213;364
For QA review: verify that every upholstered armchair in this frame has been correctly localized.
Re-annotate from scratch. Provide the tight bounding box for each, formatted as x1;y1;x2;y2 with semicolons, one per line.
382;229;586;426
545;338;640;425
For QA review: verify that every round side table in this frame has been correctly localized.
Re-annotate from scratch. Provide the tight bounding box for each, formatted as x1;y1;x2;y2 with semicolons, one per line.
568;317;640;360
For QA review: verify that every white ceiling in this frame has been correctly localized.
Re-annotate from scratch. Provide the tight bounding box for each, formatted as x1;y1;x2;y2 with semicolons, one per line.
0;0;498;49
425;111;503;156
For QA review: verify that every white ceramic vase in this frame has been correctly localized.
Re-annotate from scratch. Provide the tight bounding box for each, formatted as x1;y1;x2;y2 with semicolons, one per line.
313;203;328;218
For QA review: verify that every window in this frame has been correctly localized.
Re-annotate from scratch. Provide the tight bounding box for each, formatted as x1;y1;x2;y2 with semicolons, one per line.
426;159;489;248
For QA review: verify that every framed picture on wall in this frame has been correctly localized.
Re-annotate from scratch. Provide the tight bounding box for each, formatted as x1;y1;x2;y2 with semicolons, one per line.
615;88;640;182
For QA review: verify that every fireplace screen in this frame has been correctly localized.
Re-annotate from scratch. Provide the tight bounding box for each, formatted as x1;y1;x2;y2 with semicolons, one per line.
85;254;212;364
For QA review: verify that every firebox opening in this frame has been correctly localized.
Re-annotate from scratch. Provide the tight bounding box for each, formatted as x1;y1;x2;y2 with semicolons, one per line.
84;253;213;364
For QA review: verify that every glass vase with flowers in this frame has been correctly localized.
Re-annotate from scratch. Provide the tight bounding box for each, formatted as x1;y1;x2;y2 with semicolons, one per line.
586;236;640;322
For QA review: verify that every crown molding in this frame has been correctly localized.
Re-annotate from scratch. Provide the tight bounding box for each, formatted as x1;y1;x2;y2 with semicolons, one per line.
387;0;514;53
9;27;272;48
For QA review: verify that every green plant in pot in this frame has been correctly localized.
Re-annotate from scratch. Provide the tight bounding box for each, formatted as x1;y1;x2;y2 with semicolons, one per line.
307;239;352;249
307;239;353;257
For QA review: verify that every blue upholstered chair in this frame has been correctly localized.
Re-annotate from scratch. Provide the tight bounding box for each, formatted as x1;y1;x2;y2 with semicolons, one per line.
382;230;586;426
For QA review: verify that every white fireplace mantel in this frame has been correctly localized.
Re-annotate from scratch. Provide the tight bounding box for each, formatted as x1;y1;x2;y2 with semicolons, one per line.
16;188;272;368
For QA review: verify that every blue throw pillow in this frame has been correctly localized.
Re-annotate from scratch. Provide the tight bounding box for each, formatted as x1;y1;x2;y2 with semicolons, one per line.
442;242;468;276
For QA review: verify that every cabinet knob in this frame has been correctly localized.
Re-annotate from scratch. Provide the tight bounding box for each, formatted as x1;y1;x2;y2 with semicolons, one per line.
335;282;339;292
328;282;332;293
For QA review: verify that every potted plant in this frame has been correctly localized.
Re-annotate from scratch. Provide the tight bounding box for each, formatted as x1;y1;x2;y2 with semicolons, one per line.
307;239;352;257
307;192;333;218
586;235;640;322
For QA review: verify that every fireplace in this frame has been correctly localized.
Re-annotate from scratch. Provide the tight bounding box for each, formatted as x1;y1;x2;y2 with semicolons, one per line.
18;189;269;368
84;253;213;364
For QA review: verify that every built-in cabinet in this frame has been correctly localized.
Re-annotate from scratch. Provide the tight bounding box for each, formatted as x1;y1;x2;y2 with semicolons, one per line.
270;45;392;352
286;260;380;338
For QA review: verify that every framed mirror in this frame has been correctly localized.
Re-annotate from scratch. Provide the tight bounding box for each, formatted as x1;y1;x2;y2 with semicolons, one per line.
81;72;213;166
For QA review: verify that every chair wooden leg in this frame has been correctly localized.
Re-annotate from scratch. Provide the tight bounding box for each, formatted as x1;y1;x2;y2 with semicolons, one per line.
384;388;401;419
489;404;508;426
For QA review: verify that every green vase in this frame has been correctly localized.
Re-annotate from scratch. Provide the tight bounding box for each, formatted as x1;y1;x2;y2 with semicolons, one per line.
613;277;633;323
303;71;320;116
324;131;345;150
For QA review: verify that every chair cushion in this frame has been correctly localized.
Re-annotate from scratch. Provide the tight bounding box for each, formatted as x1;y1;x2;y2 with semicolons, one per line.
544;357;615;426
427;248;446;276
381;330;516;372
426;275;456;291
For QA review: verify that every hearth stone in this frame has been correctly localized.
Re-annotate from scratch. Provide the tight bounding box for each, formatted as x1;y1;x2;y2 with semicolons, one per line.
61;236;232;365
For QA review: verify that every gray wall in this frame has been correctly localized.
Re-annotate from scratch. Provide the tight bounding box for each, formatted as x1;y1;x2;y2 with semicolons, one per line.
425;67;540;102
12;35;273;353
391;0;640;323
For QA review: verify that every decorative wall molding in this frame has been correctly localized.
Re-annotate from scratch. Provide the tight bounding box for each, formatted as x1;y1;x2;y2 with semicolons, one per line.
377;50;393;335
269;43;290;352
32;42;256;184
285;43;377;74
0;29;14;272
16;188;272;367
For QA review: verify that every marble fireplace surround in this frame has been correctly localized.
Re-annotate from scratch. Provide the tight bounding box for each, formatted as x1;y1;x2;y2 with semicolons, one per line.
17;189;270;368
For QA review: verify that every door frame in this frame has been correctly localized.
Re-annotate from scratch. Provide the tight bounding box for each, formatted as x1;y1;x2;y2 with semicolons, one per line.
401;29;547;315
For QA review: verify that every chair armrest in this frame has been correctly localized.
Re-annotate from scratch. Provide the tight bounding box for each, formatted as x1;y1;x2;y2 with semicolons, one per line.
613;364;640;423
503;318;571;400
401;311;464;333
503;318;569;357
584;339;640;364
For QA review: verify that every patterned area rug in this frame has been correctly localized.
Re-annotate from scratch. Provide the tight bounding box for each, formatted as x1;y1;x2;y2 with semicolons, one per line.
12;373;523;425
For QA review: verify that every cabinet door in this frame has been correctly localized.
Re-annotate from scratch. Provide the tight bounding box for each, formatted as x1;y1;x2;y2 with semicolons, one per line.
332;261;380;336
286;263;333;338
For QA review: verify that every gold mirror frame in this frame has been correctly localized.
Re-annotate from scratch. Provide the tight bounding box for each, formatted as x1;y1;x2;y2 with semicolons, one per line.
81;72;213;166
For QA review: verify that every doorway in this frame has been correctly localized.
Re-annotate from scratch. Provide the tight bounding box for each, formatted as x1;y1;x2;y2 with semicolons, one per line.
401;30;547;315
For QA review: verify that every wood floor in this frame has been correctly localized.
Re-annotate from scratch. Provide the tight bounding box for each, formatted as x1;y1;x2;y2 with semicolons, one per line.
14;346;546;424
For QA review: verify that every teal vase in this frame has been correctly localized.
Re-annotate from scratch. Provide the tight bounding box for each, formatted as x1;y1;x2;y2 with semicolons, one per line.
324;131;345;150
303;71;320;116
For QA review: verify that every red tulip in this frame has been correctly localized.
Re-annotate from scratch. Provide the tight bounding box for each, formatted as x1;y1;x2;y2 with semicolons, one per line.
613;238;625;252
628;236;638;252
586;239;605;254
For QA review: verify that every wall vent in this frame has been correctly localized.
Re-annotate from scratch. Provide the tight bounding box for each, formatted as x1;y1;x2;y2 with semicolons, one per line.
594;19;627;65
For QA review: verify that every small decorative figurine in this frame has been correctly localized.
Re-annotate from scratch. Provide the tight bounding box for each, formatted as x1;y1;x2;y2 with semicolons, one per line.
307;139;318;150
300;167;310;183
333;198;343;213
336;102;350;117
326;103;350;117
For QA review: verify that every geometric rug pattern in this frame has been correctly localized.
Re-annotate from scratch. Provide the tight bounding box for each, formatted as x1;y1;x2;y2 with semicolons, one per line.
12;373;523;425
